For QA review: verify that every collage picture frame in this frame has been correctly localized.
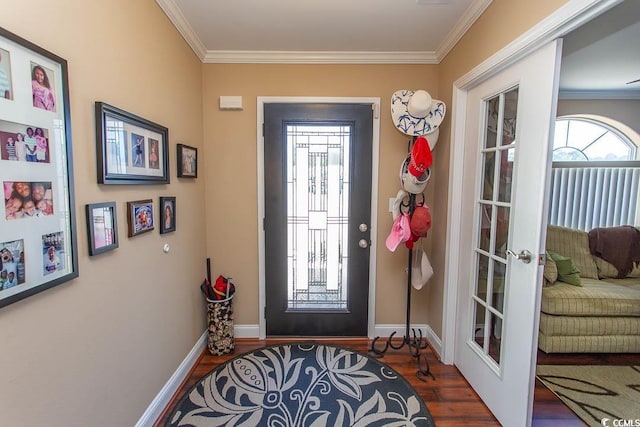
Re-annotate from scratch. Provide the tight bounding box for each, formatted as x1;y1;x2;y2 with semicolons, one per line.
0;27;78;308
95;102;169;185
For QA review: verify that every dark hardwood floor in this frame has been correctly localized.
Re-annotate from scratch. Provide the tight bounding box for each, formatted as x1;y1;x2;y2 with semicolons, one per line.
153;338;637;426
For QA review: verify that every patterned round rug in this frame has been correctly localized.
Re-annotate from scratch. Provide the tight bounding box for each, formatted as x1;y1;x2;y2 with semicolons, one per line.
167;343;435;426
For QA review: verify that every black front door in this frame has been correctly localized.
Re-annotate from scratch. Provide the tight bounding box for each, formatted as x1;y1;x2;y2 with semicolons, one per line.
264;103;373;336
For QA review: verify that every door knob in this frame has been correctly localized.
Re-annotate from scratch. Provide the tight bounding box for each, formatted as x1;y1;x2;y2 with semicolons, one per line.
358;239;369;249
506;249;532;264
359;223;368;232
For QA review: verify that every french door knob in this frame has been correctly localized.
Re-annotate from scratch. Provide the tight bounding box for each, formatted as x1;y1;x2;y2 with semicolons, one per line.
506;249;532;264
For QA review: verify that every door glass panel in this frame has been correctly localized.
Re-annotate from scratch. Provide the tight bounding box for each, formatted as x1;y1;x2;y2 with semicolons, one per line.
481;151;495;201
473;300;487;348
478;203;492;253
491;260;506;314
494;206;510;259
471;87;519;370
488;312;503;364
286;124;350;310
475;253;489;301
497;148;514;202
485;96;499;149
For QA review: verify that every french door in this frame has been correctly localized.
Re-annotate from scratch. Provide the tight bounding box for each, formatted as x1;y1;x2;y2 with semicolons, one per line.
454;40;562;426
263;103;373;336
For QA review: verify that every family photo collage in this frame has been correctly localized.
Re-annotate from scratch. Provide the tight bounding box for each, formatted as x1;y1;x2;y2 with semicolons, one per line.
0;28;75;307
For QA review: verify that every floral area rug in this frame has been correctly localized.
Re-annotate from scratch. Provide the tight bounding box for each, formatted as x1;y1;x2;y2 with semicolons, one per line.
167;343;435;426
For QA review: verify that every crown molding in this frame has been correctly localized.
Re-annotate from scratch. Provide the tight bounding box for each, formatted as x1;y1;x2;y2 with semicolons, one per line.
558;89;640;100
202;50;438;64
436;0;493;62
155;0;207;61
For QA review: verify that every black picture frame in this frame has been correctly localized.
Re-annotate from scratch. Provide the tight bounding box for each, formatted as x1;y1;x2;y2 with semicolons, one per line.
95;102;169;184
159;196;176;234
86;202;118;256
177;143;197;178
0;27;78;309
126;199;154;237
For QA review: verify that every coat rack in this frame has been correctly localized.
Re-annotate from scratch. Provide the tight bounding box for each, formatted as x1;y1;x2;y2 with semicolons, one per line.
369;138;435;381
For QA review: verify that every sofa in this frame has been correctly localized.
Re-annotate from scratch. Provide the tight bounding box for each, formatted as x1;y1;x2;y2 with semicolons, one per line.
538;225;640;353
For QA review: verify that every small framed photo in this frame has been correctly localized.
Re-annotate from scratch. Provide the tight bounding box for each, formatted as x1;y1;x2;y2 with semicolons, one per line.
95;102;169;184
159;196;176;234
126;199;154;237
86;202;118;256
177;143;197;178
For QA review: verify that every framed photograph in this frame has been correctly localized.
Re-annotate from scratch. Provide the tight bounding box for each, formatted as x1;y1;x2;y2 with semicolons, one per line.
177;143;197;178
86;202;118;256
95;102;169;184
127;199;154;237
159;196;176;234
0;27;78;309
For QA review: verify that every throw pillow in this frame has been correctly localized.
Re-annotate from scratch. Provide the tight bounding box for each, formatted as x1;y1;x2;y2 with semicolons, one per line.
547;250;582;286
543;251;558;285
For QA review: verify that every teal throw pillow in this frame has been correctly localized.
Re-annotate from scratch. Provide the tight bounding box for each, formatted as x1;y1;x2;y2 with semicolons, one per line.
547;250;582;286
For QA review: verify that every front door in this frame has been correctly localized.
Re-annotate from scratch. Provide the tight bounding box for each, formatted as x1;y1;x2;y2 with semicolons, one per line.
454;40;562;426
263;103;373;336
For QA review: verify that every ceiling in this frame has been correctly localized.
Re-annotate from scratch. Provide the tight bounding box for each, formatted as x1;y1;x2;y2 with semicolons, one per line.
157;0;640;98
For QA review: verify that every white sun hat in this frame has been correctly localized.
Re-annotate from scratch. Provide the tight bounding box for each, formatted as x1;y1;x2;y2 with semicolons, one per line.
399;155;431;195
391;89;446;147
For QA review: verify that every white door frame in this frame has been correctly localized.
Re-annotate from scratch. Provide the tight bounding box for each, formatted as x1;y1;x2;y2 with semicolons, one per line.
256;97;381;339
441;0;623;365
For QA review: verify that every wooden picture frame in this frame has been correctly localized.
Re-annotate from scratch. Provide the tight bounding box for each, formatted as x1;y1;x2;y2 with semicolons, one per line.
95;102;169;184
177;143;197;178
86;202;118;256
0;27;78;308
126;199;154;237
159;196;176;234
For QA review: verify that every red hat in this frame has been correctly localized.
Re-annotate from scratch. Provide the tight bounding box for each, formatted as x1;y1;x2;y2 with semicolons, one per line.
409;136;433;177
410;205;432;237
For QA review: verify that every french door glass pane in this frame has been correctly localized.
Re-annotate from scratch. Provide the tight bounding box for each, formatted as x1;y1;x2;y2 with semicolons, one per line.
286;125;350;310
471;88;519;369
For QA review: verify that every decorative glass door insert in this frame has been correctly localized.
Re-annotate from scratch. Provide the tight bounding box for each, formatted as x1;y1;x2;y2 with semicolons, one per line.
286;124;350;310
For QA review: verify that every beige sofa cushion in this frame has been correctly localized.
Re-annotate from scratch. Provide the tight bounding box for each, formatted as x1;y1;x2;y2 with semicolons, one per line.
539;312;640;336
595;256;640;279
546;225;599;280
540;278;640;316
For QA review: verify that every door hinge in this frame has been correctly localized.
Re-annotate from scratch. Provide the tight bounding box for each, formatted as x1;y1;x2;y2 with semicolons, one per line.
262;122;265;137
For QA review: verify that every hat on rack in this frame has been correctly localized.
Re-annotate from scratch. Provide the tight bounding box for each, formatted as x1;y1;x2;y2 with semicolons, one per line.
391;189;408;220
409;136;433;177
391;89;445;147
411;248;434;290
410;205;432;237
399;155;430;194
385;213;411;252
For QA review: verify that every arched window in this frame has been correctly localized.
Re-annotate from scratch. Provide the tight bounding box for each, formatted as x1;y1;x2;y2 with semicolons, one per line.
548;115;640;231
552;116;637;161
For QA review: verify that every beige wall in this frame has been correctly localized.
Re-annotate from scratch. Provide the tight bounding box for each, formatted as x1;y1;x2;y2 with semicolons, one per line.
202;64;439;326
0;1;205;426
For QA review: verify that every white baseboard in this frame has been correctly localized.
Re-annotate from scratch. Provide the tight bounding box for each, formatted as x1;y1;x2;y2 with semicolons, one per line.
234;324;260;338
135;331;207;427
